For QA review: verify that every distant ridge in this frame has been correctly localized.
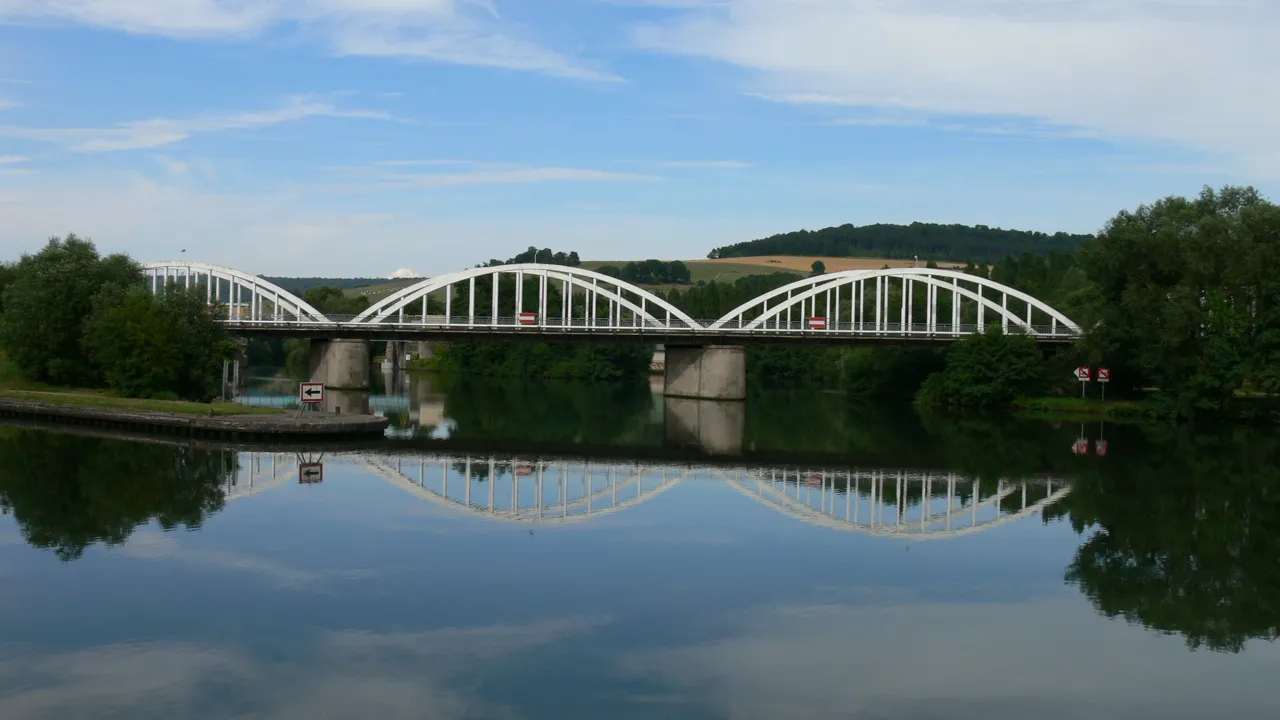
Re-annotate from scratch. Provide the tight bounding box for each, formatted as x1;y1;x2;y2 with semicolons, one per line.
263;277;423;295
709;222;1092;265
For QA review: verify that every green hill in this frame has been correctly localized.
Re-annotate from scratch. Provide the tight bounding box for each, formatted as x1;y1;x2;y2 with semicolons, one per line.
709;222;1092;264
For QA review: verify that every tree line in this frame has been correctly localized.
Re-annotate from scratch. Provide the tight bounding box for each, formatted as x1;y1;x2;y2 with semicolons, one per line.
595;259;692;285
709;221;1092;265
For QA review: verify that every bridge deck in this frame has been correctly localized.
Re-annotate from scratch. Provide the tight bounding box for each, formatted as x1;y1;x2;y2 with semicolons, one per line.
220;318;1077;346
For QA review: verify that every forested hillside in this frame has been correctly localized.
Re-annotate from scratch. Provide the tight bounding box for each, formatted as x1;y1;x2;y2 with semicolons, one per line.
709;222;1092;264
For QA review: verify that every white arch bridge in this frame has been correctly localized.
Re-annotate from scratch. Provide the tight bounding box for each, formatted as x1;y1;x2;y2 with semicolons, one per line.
144;260;1080;345
223;451;1071;540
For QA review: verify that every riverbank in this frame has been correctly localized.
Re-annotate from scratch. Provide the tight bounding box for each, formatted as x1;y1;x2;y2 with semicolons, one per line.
1013;395;1280;423
0;394;390;441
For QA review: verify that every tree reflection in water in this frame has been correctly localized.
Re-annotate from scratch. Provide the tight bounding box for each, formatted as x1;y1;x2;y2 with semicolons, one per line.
1049;425;1280;653
0;429;233;561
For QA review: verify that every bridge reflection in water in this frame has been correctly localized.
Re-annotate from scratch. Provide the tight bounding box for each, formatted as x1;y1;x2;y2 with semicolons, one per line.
224;451;1069;538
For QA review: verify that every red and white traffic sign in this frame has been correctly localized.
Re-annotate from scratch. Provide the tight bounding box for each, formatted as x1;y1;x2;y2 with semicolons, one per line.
808;317;827;330
1097;368;1111;383
299;382;325;404
1072;439;1090;456
1095;440;1109;457
299;463;323;484
518;312;537;325
1075;366;1092;381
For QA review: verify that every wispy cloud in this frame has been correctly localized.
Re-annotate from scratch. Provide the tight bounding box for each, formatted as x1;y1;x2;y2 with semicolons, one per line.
0;0;615;81
823;116;929;128
376;165;660;188
651;160;752;168
0;96;392;152
637;0;1280;171
0;155;27;165
329;159;661;187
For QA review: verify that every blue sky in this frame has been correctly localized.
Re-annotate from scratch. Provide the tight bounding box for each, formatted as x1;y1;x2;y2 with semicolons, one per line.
0;0;1275;276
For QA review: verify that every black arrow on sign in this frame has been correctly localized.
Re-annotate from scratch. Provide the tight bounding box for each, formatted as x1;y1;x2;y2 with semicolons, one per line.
303;386;323;398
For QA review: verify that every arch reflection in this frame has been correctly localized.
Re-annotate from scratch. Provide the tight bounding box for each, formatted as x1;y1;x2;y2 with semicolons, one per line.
228;451;1071;538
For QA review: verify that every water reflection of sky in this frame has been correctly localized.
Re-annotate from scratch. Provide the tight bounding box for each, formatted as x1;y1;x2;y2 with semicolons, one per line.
2;456;1278;719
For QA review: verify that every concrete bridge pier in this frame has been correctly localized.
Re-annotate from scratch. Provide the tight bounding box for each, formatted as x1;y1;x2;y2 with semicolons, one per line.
662;345;746;401
309;339;371;392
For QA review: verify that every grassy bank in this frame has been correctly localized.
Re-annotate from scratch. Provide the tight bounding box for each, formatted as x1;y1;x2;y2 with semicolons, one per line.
1013;395;1280;423
0;389;282;416
1012;397;1174;420
0;352;279;417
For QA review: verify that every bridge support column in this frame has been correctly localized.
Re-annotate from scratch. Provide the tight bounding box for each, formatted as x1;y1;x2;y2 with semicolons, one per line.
309;339;370;392
665;397;744;456
663;345;746;401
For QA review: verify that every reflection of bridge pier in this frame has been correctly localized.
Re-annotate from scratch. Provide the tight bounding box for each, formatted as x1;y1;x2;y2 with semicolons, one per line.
664;397;745;456
663;345;747;401
409;373;446;427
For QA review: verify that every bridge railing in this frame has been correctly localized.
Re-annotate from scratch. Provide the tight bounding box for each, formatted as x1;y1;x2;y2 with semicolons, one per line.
213;314;1079;338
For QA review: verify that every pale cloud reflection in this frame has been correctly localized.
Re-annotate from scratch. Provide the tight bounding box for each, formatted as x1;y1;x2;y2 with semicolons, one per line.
117;532;378;588
0;615;613;719
618;601;1280;719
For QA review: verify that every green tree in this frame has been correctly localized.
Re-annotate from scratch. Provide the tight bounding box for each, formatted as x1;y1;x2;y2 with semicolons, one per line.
82;284;234;401
303;285;371;316
1077;186;1280;415
917;328;1049;407
0;235;142;386
811;260;826;276
0;262;15;314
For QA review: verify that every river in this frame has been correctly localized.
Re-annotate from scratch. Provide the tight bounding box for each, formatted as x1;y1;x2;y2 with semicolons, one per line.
0;372;1277;718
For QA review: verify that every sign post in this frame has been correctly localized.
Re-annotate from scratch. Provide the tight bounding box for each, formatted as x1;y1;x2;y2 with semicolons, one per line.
1075;366;1091;398
1097;367;1110;401
299;382;325;414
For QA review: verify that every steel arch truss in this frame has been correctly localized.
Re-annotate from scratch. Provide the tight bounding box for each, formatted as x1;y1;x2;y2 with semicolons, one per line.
351;263;701;330
712;268;1081;338
144;261;329;323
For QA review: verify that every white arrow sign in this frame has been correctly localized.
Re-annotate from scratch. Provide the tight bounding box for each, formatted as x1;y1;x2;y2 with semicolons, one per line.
299;382;325;404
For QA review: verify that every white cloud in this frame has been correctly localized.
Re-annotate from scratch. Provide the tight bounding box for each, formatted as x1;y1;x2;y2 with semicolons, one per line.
620;600;1280;719
652;160;752;168
0;96;391;152
0;0;614;81
389;267;420;278
0;614;612;719
0;155;26;164
633;0;1280;174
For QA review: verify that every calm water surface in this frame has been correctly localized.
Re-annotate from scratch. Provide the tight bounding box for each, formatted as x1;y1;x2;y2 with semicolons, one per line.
1;374;1278;719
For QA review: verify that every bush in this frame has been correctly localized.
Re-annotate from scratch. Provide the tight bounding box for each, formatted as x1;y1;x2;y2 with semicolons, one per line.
917;328;1049;408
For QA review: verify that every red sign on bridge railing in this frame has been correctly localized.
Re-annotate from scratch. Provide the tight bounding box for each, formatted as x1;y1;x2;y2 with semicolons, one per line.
519;312;537;325
808;317;827;330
